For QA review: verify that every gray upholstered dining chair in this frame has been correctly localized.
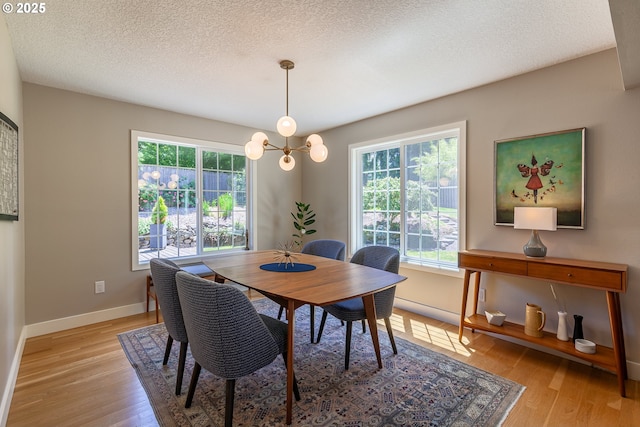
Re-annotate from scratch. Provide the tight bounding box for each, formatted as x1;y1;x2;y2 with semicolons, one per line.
149;258;189;395
315;245;400;370
175;271;300;427
277;239;346;343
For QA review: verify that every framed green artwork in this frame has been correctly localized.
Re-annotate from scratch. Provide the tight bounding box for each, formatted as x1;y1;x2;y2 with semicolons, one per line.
494;128;585;228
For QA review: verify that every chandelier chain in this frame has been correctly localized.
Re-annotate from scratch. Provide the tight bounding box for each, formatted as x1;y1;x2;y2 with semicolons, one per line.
285;66;289;116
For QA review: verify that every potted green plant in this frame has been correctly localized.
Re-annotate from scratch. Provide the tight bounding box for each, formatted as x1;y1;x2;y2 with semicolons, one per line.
291;201;316;250
149;196;168;249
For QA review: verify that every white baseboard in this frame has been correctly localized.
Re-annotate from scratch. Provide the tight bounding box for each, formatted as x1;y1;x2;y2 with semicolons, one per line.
627;360;640;382
25;303;148;338
394;297;460;325
0;328;26;427
394;298;640;382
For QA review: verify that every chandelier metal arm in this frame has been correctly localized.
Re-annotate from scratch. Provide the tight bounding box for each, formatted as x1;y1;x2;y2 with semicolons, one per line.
261;141;311;153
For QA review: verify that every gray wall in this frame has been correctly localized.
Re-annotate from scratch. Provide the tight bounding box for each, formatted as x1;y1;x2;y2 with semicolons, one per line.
22;83;302;325
0;16;25;423
303;48;640;370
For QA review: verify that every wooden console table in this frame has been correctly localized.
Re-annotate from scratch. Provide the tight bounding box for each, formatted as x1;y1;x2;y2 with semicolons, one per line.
458;249;628;397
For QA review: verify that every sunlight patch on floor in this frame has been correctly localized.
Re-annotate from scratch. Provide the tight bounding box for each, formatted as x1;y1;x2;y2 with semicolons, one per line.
375;311;475;357
405;318;473;357
383;313;406;333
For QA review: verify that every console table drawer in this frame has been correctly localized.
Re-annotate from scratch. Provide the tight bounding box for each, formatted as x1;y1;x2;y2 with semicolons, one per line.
527;263;624;291
458;253;527;275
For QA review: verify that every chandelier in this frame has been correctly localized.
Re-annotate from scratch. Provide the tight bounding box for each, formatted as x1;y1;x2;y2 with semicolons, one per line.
244;60;328;171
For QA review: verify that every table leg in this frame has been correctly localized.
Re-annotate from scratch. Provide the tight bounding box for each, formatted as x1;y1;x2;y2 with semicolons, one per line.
613;293;628;380
458;269;472;342
362;293;382;369
472;271;481;317
606;291;627;397
286;299;295;425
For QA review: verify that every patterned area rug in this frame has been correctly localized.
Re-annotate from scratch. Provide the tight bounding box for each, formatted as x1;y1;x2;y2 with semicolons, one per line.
119;298;524;426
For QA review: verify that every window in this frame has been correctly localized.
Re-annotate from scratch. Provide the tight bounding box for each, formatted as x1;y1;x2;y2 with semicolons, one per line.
131;131;253;270
350;122;466;271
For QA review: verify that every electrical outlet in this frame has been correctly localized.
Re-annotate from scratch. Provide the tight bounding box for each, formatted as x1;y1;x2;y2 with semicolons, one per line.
479;288;486;302
95;280;105;294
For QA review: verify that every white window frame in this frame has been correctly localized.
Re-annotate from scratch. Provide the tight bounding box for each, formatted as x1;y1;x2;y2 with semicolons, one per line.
130;130;256;271
349;121;466;276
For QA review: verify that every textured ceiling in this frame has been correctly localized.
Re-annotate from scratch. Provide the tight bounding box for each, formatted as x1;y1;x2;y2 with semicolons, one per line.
4;0;618;135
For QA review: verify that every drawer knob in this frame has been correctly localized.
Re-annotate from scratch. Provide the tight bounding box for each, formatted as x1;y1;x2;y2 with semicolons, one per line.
567;273;573;277
489;263;493;267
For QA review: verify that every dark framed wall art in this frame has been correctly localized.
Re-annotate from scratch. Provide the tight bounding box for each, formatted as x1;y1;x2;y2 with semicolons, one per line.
0;111;19;221
494;128;585;228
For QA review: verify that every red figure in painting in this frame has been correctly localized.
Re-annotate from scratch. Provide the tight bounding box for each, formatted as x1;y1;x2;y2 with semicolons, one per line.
517;154;554;203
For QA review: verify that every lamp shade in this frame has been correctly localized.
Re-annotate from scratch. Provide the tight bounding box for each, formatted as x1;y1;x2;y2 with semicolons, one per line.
513;207;557;231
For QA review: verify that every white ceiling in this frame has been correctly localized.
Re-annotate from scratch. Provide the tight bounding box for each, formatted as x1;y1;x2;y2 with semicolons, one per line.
4;0;623;136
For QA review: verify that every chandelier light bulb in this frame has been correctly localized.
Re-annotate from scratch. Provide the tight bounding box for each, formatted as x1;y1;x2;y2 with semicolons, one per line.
279;154;295;171
167;181;177;189
150;170;161;180
245;140;264;160
251;131;268;145
306;134;323;146
276;116;297;137
138;179;147;188
310;143;328;163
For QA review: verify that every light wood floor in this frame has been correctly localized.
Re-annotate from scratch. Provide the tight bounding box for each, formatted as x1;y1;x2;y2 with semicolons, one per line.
7;300;639;426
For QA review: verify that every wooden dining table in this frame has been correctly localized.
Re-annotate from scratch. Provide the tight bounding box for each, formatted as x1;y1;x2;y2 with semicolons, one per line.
204;250;407;425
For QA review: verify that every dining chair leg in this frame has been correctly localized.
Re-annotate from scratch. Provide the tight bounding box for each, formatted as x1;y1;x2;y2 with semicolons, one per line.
310;304;315;343
277;306;284;320
185;362;202;408
163;336;174;365
384;317;398;354
345;321;353;370
362;319;366;333
225;379;236;427
176;342;188;395
316;310;329;343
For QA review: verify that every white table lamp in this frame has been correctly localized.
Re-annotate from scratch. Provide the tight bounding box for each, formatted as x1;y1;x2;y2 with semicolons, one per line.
514;207;557;257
